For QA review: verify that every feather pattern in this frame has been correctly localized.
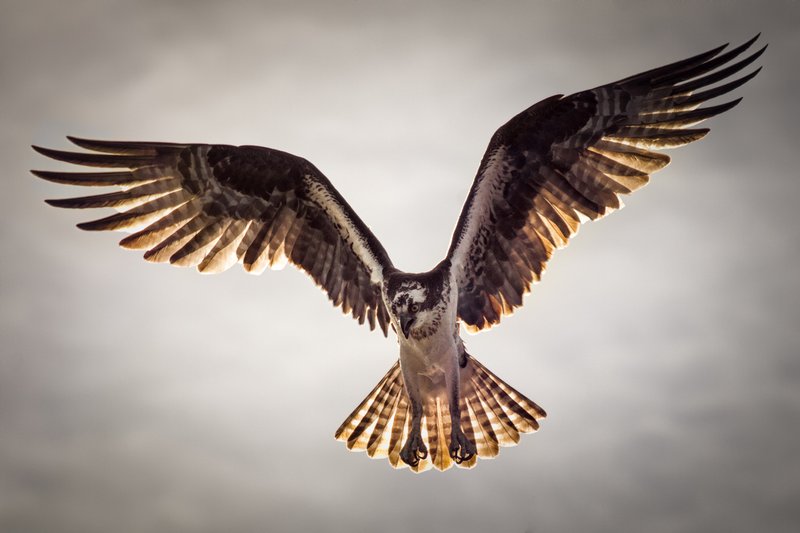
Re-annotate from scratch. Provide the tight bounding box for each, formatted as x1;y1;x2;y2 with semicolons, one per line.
32;37;763;475
447;35;765;331
335;355;545;472
33;138;395;334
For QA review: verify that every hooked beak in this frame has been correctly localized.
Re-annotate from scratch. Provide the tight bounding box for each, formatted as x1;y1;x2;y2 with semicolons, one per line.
400;315;415;339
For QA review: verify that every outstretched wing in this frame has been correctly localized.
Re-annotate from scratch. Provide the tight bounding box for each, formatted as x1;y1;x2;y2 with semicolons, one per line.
33;139;394;334
447;35;765;332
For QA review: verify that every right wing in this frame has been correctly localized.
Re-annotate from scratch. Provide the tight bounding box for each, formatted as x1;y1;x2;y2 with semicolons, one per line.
33;138;394;334
446;36;765;332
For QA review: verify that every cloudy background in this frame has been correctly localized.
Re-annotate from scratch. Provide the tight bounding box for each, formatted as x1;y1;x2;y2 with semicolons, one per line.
2;0;798;531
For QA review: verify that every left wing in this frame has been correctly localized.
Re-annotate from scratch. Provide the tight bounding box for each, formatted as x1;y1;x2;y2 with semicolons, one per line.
447;35;765;332
33;138;394;333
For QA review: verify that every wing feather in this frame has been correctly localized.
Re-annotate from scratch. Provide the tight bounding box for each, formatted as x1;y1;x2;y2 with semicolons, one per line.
198;219;251;274
448;36;764;331
34;140;394;333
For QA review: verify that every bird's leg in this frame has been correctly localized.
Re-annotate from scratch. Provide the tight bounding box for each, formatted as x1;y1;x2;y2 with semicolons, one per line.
400;396;427;467
447;364;476;464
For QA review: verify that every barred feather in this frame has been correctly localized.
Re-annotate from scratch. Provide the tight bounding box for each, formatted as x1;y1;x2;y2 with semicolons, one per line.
119;199;201;250
31;170;155;187
45;177;182;210
448;35;764;332
335;355;545;472
34;137;394;334
197;219;251;274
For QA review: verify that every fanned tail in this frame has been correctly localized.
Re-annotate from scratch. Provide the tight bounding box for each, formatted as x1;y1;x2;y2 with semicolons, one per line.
334;361;408;463
335;354;546;472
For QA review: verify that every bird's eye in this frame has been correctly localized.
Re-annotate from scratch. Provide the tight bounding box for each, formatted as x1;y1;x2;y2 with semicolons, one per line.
410;303;420;313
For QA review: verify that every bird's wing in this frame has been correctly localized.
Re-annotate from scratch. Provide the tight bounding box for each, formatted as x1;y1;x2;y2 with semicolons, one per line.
447;35;765;332
33;139;394;334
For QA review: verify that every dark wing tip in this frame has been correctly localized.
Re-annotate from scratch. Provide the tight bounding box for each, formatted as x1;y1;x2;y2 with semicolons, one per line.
741;33;761;50
66;136;188;155
30;169;55;181
31;145;55;158
729;96;744;109
747;64;764;79
32;144;85;163
66;136;126;152
31;144;152;168
719;31;764;54
44;198;69;208
44;195;109;209
752;44;768;63
65;136;99;151
735;34;767;63
32;145;94;164
75;219;107;231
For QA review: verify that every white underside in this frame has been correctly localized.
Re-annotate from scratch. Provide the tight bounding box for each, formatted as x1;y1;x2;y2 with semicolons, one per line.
396;273;460;405
398;327;459;401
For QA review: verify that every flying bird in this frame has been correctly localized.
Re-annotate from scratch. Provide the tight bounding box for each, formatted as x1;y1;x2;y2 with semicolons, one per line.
33;36;764;472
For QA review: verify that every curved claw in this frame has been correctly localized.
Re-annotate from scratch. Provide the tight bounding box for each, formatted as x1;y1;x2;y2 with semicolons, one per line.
449;429;477;465
400;428;428;468
450;446;474;464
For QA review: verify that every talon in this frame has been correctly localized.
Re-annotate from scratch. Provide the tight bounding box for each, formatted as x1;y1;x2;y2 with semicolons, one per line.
400;426;427;468
450;428;477;465
449;446;461;461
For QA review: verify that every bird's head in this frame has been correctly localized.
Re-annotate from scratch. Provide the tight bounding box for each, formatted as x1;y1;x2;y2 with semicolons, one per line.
386;268;449;340
388;280;427;339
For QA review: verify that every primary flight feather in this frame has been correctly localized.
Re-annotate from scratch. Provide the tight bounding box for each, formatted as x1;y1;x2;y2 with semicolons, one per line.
33;35;764;472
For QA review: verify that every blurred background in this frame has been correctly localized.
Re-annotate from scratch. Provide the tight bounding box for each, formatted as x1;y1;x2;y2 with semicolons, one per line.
2;1;799;532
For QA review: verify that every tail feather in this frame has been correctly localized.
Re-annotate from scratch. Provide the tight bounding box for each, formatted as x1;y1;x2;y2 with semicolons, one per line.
438;398;454;469
471;358;545;432
471;372;520;446
335;354;546;472
366;383;402;457
425;397;453;471
465;393;500;457
458;402;479;469
387;394;409;468
335;362;402;451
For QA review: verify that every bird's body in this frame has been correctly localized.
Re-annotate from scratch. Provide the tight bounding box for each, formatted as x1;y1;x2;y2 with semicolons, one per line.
33;36;764;472
390;268;457;386
383;264;478;467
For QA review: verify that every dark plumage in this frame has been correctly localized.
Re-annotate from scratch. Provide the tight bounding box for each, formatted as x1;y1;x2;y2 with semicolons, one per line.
447;35;765;331
33;36;764;472
34;139;392;332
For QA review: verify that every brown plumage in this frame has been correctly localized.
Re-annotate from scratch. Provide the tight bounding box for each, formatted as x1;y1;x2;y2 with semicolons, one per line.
33;36;764;472
448;35;765;332
33;140;392;333
335;355;545;472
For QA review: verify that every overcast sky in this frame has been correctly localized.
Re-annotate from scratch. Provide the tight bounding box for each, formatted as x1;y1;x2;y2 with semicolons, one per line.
1;1;799;532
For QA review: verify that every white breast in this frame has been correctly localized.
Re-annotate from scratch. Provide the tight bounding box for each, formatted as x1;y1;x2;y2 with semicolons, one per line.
398;271;459;393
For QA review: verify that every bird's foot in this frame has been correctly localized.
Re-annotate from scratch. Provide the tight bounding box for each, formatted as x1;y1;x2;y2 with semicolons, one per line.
449;427;476;464
400;428;428;468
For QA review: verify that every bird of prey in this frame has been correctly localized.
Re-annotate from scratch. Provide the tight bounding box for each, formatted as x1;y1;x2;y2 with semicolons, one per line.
33;36;764;472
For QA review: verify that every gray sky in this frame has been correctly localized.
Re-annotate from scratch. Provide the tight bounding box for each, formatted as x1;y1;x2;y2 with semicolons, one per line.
2;1;799;532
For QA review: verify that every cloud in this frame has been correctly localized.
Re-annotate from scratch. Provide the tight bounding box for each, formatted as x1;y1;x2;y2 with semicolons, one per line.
3;1;799;532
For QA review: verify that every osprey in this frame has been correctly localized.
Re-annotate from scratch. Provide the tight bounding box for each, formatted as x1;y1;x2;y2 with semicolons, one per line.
33;36;764;472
